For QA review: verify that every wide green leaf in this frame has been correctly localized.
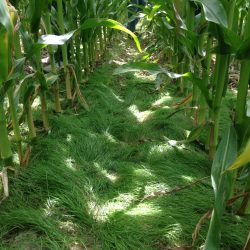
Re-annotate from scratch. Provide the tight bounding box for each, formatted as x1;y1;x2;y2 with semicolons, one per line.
192;0;228;27
30;0;46;36
210;24;241;54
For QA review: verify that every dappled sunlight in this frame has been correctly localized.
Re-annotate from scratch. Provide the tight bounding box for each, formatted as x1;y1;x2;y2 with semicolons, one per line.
13;152;20;165
88;132;97;138
110;59;127;65
133;166;155;178
164;223;183;243
65;158;77;171
152;93;172;107
66;134;72;143
32;97;41;110
144;182;170;196
96;193;136;221
58;220;80;236
93;162;118;183
126;203;161;216
103;130;118;144
167;139;186;150
149;144;172;156
128;104;153;123
134;72;157;81
181;175;195;182
43;198;59;217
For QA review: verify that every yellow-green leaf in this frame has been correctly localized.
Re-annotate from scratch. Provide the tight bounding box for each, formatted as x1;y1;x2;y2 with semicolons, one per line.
227;140;250;171
80;18;142;52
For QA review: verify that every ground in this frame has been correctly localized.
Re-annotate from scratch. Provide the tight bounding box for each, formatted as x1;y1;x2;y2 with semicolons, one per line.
0;38;249;250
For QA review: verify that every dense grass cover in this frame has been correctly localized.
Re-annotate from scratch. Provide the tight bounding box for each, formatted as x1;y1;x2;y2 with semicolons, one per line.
0;39;249;250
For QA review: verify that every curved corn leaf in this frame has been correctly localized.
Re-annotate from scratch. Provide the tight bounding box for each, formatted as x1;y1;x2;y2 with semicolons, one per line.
147;5;161;21
227;140;250;171
39;18;141;52
192;0;228;27
80;18;142;52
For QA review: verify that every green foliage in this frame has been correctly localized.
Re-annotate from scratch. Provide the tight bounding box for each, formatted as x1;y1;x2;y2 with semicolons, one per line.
0;44;249;249
192;0;228;27
204;127;237;249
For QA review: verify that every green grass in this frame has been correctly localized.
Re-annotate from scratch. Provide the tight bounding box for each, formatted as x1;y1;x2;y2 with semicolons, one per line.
0;38;249;250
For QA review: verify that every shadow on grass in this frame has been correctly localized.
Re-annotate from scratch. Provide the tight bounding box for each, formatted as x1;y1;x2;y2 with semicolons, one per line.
0;41;249;250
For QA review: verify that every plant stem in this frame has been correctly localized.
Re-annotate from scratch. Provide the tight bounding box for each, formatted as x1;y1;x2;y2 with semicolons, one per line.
43;11;62;113
0;101;13;167
25;98;36;140
236;5;250;126
7;86;23;164
56;0;72;100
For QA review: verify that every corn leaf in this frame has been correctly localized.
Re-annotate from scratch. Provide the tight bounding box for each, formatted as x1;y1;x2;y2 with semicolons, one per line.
80;18;142;52
0;1;13;84
0;30;9;84
38;30;76;45
210;24;241;55
204;126;237;250
7;57;26;81
184;123;208;143
227;140;250;171
147;5;161;21
30;0;47;35
192;0;228;28
0;80;13;101
236;37;250;60
0;0;13;40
